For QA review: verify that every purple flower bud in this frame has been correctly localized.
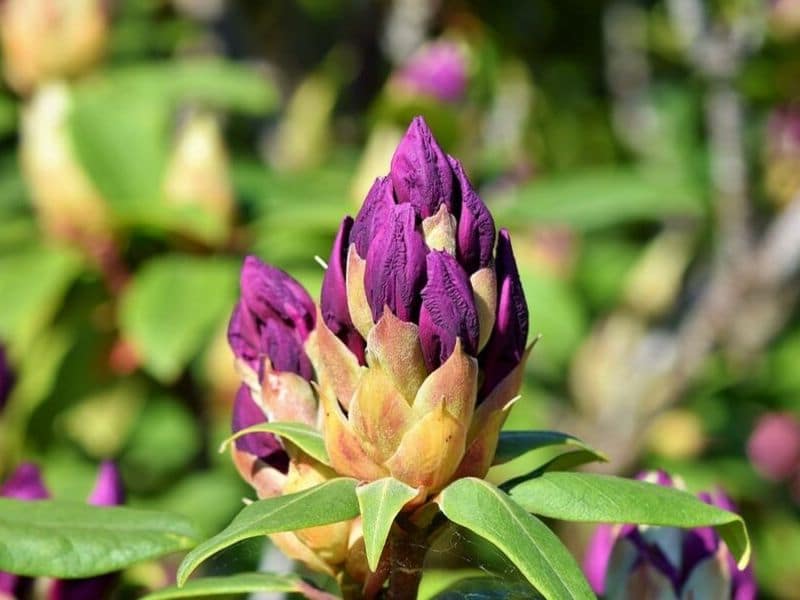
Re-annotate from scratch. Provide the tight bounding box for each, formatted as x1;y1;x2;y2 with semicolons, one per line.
747;412;800;481
479;229;528;396
365;203;428;323
390;116;454;218
419;251;479;370
394;41;468;104
88;461;124;507
0;344;14;411
228;256;315;380
449;157;495;273
350;177;396;258
0;463;49;500
322;217;366;364
231;385;289;473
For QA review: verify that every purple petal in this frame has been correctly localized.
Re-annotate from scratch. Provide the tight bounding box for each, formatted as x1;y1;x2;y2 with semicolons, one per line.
390;116;454;218
350;176;395;258
240;256;316;340
261;318;314;380
0;344;14;411
365;203;428;323
394;42;468;104
449;157;495;273
321;217;366;364
231;385;289;473
419;251;479;370
478;229;529;396
0;463;49;500
583;524;616;595
87;462;124;507
636;470;675;488
227;300;260;371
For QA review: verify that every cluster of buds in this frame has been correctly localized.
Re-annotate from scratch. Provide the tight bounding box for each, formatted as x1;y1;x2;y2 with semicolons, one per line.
0;0;108;95
583;471;756;600
228;116;530;579
0;462;124;600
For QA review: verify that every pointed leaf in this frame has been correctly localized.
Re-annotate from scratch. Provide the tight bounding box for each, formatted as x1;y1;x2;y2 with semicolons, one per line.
0;499;198;578
141;573;302;599
177;478;358;585
508;472;750;569
356;478;420;571
220;421;329;466
437;478;594;599
493;431;606;466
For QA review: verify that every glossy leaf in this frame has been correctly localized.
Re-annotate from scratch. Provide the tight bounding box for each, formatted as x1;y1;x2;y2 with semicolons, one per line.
437;478;594;599
493;431;607;466
219;421;329;466
177;478;359;585
0;498;198;578
142;573;302;599
500;450;608;491
508;472;750;569
356;477;419;571
120;256;238;382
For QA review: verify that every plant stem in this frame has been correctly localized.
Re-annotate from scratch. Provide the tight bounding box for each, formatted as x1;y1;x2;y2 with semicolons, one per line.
385;520;426;600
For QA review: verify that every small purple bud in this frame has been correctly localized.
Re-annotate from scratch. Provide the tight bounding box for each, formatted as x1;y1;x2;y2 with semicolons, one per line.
365;203;428;323
228;256;316;380
231;385;289;473
350;176;395;258
322;217;366;364
449;157;495;273
88;461;124;507
394;42;469;104
0;463;49;500
0;344;14;411
419;251;480;370
479;229;529;396
390;116;454;218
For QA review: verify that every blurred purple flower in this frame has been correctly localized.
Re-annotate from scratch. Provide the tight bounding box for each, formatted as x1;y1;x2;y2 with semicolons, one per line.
583;471;756;599
747;412;800;482
394;42;469;104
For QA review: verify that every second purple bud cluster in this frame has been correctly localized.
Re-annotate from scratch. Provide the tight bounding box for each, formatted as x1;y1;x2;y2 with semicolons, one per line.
322;115;529;397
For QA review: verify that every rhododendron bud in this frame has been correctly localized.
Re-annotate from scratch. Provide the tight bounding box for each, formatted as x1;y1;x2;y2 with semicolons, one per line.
583;471;756;600
0;0;108;94
0;344;14;412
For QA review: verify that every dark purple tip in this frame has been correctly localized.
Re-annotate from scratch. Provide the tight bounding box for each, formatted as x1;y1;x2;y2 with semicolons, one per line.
479;229;529;396
365;203;428;324
0;344;14;411
419;251;480;370
88;462;124;507
231;385;289;473
228;256;316;380
350;176;396;258
1;463;49;500
390;116;455;218
449;157;495;273
321;217;366;364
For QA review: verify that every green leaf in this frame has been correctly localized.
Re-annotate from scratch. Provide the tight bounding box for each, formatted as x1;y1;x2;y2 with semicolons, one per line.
177;478;359;585
356;478;419;571
508;472;751;569
219;421;329;466
437;478;594;600
120;256;238;382
500;450;608;491
141;573;302;599
493;431;606;466
0;499;198;578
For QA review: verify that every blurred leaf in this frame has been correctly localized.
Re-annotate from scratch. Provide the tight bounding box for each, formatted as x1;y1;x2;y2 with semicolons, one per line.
492;167;704;231
499;450;608;491
493;431;605;466
177;478;359;584
433;576;545;599
0;245;81;349
508;472;751;569
120;256;238;382
141;573;303;599
575;238;640;311
437;478;594;599
220;422;329;466
357;478;419;571
0;498;198;578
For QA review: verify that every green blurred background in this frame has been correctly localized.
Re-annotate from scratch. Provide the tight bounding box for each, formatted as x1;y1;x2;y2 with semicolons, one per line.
0;0;799;597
